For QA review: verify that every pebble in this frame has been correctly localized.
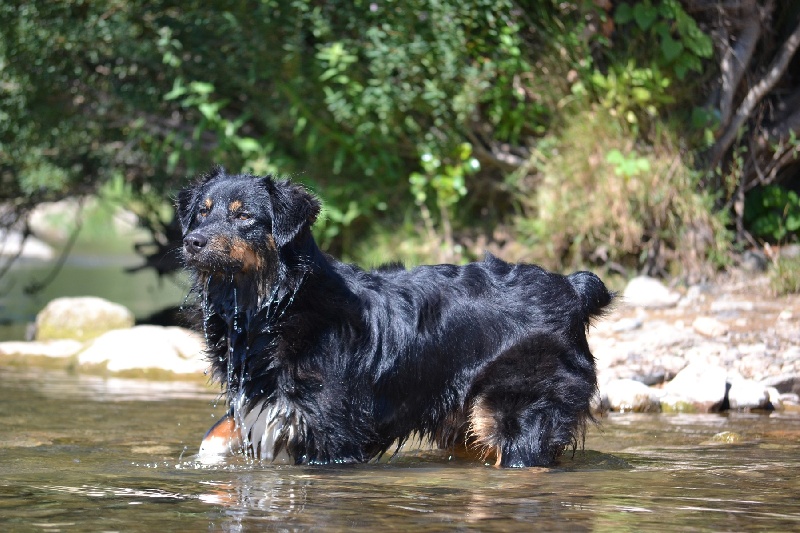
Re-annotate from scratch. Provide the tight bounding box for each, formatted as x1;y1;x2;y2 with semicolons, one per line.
710;300;755;313
692;316;728;337
610;317;644;333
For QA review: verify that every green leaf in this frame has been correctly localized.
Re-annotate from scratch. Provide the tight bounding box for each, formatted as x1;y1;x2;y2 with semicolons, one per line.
198;102;221;120
189;81;214;95
163;79;186;101
614;3;633;24
234;137;261;154
660;35;684;62
632;2;658;31
632;87;652;102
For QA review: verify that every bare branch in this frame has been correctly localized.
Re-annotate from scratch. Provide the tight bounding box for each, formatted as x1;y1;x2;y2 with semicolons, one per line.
465;129;528;173
717;0;762;129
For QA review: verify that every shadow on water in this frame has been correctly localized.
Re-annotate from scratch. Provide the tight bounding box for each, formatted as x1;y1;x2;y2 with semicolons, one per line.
2;367;800;531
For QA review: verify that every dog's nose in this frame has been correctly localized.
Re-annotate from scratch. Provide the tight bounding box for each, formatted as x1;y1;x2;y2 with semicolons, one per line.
183;232;208;254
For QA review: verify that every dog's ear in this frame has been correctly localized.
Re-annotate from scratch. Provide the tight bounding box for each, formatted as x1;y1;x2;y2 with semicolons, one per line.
265;178;321;247
200;165;226;184
176;187;197;232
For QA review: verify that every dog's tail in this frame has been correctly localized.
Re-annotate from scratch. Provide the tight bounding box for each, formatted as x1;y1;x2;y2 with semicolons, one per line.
567;271;614;323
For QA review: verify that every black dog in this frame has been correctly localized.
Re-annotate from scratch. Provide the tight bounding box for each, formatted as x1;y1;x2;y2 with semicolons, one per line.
178;168;613;467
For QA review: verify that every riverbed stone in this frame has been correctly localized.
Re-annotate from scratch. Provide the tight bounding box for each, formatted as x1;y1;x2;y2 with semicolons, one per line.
710;299;755;313
761;373;800;396
35;297;135;342
609;317;644;333
692;316;728;338
622;276;681;308
77;325;206;374
661;362;728;412
601;379;662;412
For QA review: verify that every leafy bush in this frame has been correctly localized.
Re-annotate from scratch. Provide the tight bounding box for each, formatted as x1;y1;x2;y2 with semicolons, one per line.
515;107;730;278
744;186;800;242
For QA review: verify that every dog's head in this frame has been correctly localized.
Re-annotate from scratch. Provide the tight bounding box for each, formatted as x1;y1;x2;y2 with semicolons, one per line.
177;167;321;276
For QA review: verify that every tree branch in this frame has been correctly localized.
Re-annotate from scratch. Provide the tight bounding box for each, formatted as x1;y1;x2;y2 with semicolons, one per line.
706;16;800;171
717;0;762;130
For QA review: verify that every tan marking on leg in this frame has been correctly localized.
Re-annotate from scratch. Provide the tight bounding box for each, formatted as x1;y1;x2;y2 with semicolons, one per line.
468;395;502;466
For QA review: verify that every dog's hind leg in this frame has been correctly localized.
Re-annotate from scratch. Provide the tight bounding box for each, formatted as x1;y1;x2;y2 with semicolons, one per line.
467;333;596;467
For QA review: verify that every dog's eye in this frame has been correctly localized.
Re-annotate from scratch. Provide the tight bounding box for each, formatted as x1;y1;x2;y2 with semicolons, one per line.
197;208;209;219
236;212;252;221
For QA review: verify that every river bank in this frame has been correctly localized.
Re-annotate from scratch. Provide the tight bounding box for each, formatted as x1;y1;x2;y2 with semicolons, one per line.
592;272;800;413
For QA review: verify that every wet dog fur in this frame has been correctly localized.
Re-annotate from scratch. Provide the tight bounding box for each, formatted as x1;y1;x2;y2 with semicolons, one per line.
178;168;613;467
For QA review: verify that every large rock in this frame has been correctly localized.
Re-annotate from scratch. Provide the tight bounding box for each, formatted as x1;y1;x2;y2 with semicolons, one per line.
78;325;207;374
727;378;771;410
35;297;135;342
601;379;662;412
662;362;728;412
622;276;681;308
0;229;54;260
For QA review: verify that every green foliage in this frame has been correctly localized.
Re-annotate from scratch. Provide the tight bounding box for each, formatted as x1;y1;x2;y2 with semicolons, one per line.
0;0;557;251
409;143;478;213
744;186;800;242
584;62;674;126
0;0;763;280
576;0;714;131
614;0;713;80
605;148;651;179
518;107;731;277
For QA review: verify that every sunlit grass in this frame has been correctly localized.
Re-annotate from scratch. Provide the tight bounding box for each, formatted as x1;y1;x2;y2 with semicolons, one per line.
770;256;800;296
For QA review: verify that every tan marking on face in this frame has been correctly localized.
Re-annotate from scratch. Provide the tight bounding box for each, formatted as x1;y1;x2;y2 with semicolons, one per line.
229;237;262;272
204;197;213;209
229;199;242;212
265;234;277;251
468;395;502;466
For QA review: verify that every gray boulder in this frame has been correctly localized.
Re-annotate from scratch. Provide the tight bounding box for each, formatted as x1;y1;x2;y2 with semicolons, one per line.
662;362;728;412
727;378;771;410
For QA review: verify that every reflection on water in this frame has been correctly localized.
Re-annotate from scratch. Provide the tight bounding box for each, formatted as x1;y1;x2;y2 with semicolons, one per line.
1;366;800;531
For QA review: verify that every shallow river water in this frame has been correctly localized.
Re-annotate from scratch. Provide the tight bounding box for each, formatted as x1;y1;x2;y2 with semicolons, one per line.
2;366;800;532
